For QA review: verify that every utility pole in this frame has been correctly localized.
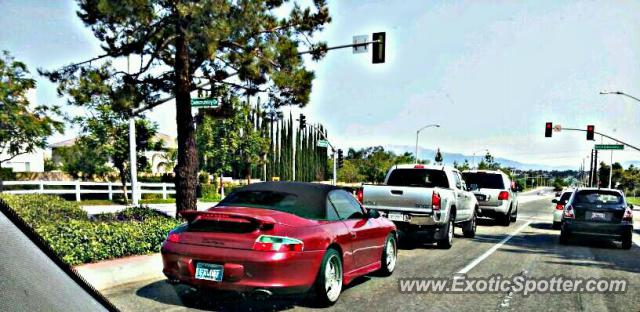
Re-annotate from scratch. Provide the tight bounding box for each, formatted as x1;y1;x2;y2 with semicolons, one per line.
128;53;139;205
608;150;613;188
292;115;296;181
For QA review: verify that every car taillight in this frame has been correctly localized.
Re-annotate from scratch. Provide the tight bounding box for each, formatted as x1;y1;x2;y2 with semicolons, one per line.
253;235;304;252
356;188;364;203
555;203;565;210
167;233;181;243
563;204;575;219
432;191;441;211
623;208;633;222
498;191;509;201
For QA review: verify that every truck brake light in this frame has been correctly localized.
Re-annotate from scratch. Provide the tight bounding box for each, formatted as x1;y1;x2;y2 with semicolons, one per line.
432;191;441;210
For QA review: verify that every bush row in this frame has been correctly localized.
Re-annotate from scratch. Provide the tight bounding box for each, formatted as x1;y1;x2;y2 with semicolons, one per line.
0;194;181;266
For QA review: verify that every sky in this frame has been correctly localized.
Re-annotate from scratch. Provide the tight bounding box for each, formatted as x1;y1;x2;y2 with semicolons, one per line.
2;0;640;168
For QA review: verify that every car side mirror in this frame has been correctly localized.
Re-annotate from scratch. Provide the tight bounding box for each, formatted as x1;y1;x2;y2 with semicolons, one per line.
551;199;558;203
367;208;380;219
629;204;634;209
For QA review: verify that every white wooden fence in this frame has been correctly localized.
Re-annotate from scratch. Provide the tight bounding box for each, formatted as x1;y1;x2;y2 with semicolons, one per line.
0;181;175;202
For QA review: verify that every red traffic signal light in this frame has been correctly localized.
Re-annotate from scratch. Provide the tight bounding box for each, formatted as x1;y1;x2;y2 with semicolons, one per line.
586;125;595;141
545;122;552;137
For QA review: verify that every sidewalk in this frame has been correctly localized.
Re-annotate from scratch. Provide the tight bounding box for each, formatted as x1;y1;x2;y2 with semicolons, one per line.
75;253;164;291
82;201;218;218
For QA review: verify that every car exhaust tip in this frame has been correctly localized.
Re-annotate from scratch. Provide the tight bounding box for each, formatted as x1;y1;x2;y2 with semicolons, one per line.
251;288;273;300
166;278;180;285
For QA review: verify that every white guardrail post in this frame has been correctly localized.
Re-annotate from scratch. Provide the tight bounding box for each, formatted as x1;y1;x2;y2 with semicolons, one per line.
75;180;81;202
107;182;113;201
162;183;167;200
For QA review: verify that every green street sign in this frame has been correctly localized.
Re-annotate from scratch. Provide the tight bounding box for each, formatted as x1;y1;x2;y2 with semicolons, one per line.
191;98;219;108
317;140;329;148
595;144;624;150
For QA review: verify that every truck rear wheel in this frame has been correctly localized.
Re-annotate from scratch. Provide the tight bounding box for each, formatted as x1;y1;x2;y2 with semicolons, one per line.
437;219;453;249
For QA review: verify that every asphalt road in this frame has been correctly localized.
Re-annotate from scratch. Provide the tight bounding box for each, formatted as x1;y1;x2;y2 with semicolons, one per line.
102;193;640;311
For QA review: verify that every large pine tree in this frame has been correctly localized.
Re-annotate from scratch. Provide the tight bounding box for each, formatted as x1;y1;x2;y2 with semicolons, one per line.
42;0;330;211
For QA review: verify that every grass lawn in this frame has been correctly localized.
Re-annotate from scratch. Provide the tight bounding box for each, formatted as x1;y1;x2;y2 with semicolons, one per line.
627;197;640;206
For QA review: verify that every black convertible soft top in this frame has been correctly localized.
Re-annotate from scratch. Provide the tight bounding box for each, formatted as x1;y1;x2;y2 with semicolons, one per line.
216;182;342;220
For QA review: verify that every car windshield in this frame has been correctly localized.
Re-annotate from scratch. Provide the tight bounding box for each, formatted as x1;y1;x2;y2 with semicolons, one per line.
387;169;449;188
216;190;322;219
573;190;624;205
462;173;505;189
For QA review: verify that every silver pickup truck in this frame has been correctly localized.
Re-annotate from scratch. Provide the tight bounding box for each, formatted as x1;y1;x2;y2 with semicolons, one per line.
360;164;478;248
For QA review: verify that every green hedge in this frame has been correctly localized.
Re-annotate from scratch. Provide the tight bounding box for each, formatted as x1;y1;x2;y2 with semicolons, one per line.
0;194;180;265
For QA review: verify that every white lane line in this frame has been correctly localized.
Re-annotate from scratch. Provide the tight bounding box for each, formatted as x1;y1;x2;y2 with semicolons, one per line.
455;220;533;275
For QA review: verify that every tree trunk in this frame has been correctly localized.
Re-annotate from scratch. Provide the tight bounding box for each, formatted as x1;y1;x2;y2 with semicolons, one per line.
116;165;129;203
174;32;198;212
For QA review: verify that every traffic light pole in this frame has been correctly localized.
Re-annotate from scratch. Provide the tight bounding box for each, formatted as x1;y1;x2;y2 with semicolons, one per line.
308;123;337;185
298;39;382;55
557;127;640;152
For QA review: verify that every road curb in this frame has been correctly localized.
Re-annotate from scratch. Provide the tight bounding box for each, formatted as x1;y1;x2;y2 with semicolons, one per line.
74;253;164;291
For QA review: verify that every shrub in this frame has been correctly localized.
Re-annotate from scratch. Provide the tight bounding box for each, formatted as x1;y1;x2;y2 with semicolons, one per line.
0;194;181;265
200;184;221;201
0;194;88;225
0;167;15;180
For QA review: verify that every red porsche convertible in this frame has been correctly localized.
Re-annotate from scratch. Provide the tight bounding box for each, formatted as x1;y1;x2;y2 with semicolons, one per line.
161;182;397;306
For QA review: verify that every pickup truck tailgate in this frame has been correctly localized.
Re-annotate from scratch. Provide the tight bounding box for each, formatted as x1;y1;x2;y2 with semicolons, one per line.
362;185;433;213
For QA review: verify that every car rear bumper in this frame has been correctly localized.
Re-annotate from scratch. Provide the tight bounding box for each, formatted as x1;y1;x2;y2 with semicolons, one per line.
376;210;444;226
561;220;633;238
478;202;510;215
553;210;563;223
161;241;325;294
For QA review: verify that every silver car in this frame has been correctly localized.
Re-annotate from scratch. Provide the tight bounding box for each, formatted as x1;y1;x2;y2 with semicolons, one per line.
552;189;574;229
462;170;518;226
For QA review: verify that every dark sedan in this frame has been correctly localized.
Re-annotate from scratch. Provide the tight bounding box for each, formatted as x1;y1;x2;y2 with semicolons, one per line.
560;188;634;249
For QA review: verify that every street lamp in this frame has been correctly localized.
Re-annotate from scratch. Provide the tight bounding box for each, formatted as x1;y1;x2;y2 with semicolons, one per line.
598;90;639;188
600;90;640;103
415;124;440;163
472;149;489;169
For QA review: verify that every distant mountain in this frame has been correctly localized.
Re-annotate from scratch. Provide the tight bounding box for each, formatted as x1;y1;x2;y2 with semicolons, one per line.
384;145;576;171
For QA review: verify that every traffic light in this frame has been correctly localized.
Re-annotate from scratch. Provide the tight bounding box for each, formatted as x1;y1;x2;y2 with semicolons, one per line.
299;114;306;129
372;32;386;64
586;125;595;141
545;122;552;137
337;149;344;168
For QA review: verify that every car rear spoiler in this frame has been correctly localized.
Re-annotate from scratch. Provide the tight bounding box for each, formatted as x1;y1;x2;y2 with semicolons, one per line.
178;210;276;230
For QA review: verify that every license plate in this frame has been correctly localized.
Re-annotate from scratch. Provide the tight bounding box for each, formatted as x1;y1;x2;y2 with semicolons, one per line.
387;212;406;222
588;212;609;221
195;262;224;282
474;194;487;201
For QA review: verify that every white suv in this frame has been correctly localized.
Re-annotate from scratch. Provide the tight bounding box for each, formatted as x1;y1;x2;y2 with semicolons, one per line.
462;170;518;226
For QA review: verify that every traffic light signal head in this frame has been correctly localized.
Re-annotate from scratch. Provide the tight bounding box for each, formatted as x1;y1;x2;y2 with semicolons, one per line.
545;122;552;137
372;32;386;64
337;149;344;168
299;114;306;129
586;125;595;141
